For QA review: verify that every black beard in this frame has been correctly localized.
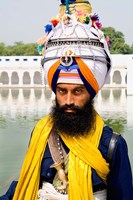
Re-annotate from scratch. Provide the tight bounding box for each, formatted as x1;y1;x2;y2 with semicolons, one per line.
50;98;96;137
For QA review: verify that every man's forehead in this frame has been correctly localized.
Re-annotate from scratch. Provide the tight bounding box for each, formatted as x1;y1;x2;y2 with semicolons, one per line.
56;83;86;89
57;83;85;88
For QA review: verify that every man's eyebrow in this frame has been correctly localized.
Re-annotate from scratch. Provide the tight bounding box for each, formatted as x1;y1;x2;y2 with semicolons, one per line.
56;85;85;89
74;85;85;89
56;86;66;89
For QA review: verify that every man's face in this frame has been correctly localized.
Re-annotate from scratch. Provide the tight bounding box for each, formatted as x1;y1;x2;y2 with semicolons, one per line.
51;83;95;136
56;83;91;111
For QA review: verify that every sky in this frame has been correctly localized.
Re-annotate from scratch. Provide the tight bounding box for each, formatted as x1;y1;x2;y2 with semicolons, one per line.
0;0;133;46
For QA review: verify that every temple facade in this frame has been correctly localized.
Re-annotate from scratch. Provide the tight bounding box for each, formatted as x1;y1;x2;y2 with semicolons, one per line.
0;55;133;95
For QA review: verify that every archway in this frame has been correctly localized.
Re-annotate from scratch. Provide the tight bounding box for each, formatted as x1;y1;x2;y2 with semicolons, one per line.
0;71;9;84
34;71;42;84
23;72;31;84
113;71;121;84
11;72;19;84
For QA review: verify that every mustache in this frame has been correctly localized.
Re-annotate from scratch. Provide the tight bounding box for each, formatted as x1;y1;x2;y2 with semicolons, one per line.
59;104;81;111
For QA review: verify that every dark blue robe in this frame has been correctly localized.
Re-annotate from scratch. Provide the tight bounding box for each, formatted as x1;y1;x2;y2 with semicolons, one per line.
0;126;133;200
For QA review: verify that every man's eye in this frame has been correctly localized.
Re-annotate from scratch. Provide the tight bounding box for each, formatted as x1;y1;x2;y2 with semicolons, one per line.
75;89;82;94
58;89;65;94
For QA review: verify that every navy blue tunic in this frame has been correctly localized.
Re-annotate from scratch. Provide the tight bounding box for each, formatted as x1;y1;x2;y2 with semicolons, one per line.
0;126;133;200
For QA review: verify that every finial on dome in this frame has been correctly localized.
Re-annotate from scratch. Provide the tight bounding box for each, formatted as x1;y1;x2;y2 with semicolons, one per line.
65;0;70;14
59;0;92;17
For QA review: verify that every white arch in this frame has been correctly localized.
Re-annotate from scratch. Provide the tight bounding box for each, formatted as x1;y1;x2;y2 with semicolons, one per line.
0;55;133;94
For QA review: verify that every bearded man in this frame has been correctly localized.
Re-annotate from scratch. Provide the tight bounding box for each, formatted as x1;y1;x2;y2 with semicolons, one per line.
0;0;133;200
52;84;95;136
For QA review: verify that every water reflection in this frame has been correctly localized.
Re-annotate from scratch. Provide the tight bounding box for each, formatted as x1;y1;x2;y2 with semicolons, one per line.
101;89;110;100
0;88;128;133
0;89;9;99
11;89;19;99
34;89;42;99
23;89;31;99
0;88;127;117
112;89;121;99
0;88;133;196
0;117;7;128
44;88;53;99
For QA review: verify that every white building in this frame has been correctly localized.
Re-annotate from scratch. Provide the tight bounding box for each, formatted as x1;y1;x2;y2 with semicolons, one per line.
0;55;133;95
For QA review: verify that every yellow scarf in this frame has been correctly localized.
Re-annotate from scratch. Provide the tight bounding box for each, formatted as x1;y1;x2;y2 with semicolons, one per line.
13;114;109;200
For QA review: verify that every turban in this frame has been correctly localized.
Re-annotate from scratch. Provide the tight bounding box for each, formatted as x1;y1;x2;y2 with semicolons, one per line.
37;0;111;98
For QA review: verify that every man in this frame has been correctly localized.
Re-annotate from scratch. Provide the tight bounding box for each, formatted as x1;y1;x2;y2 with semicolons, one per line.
1;0;133;199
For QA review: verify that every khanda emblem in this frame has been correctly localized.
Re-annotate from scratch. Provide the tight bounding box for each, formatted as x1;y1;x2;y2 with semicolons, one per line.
60;49;73;67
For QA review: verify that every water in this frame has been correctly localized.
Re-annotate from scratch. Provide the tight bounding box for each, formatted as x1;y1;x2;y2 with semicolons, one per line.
0;88;133;195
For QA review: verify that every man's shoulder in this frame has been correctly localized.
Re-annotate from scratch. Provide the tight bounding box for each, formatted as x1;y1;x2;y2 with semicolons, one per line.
101;125;128;162
102;125;121;143
101;125;114;147
102;125;126;146
31;115;53;135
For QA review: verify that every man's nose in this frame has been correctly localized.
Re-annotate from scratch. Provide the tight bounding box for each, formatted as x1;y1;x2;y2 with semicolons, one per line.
65;93;74;105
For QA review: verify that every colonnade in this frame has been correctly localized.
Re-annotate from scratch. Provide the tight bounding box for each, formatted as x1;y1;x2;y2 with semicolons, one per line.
0;55;133;94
